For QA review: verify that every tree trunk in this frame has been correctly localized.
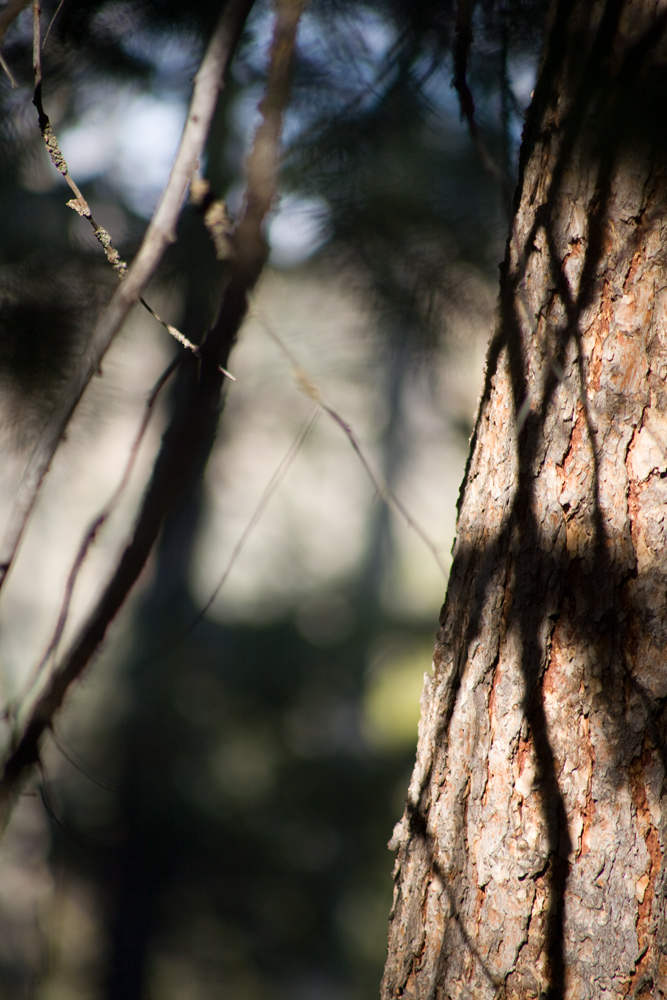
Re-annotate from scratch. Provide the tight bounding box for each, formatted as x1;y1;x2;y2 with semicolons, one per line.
382;3;667;998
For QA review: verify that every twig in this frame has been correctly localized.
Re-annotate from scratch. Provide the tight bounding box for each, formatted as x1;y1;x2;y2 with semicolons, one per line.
0;0;255;597
0;0;305;837
143;409;319;665
252;301;449;578
138;296;236;380
42;0;65;48
33;1;127;274
9;358;178;717
0;50;17;87
48;726;118;792
32;2;232;371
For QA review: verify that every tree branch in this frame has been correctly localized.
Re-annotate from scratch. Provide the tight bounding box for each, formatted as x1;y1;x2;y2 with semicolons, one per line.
0;0;306;837
10;358;179;717
0;0;256;596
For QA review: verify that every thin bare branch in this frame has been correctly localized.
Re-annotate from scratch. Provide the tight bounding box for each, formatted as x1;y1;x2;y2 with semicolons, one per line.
42;0;65;48
196;412;319;618
34;9;221;358
0;50;17;87
48;727;118;792
145;409;319;666
10;358;178;717
137;295;236;379
252;302;449;578
0;0;256;596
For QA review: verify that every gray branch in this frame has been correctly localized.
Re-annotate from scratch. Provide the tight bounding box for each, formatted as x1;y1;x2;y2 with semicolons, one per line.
0;0;255;595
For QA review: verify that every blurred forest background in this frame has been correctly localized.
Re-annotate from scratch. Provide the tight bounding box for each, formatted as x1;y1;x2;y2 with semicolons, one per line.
0;1;548;997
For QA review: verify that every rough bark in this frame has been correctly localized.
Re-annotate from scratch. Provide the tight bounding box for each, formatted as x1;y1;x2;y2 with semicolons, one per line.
383;3;667;998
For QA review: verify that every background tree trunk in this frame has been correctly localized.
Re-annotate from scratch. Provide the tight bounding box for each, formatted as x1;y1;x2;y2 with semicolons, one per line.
383;3;667;998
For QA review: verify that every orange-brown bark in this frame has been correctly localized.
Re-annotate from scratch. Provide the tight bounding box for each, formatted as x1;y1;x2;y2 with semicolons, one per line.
383;3;667;998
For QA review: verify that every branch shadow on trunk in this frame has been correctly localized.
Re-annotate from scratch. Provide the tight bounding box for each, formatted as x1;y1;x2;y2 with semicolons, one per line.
390;7;667;998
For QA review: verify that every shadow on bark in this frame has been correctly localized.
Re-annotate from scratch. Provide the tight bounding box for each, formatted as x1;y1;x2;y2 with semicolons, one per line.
390;6;667;998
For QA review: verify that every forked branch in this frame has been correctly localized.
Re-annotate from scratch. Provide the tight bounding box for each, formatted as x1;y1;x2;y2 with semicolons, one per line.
0;0;306;836
0;0;255;596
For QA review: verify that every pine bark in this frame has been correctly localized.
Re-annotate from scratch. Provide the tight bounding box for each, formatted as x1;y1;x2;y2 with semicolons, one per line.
382;3;667;998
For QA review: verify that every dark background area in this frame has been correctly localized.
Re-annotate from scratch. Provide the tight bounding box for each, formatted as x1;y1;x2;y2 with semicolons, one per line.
0;2;548;997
